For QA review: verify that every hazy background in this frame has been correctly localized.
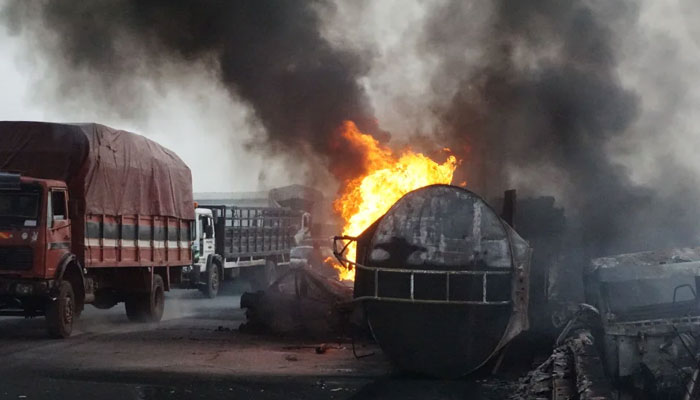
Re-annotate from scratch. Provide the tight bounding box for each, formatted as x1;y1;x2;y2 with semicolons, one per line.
1;0;700;257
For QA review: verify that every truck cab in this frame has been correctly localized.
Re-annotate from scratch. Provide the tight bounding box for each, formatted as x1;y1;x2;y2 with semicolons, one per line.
0;121;196;339
192;208;216;268
0;172;78;337
586;250;700;397
182;208;220;297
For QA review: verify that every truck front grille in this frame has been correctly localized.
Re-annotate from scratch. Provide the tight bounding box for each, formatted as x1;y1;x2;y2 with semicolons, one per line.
0;247;34;271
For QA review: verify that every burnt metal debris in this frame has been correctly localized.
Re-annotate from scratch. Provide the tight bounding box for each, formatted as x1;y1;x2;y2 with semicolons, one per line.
201;182;700;398
240;267;357;339
583;248;700;397
334;184;532;377
514;305;613;400
516;247;700;399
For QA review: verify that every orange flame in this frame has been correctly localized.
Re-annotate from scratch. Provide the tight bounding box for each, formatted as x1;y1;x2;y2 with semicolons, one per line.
324;256;354;281
333;121;458;281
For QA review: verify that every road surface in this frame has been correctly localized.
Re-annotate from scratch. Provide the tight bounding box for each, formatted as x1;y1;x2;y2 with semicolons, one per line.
0;283;515;399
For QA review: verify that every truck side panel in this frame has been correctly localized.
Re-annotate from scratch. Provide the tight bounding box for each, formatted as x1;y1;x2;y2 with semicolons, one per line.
221;207;297;259
83;214;192;268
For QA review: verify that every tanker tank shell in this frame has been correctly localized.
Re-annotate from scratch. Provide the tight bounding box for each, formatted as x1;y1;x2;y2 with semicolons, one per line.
352;184;531;377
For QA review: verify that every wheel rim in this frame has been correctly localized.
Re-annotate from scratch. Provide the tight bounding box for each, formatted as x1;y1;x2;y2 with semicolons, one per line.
63;295;73;326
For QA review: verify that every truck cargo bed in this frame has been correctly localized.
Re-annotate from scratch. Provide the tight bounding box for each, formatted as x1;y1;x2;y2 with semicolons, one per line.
207;206;301;260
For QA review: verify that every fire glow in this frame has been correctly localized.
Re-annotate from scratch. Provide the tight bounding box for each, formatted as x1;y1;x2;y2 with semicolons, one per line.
333;121;458;281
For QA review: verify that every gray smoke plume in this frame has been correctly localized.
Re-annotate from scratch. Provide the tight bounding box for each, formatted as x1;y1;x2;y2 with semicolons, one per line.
422;0;700;257
1;0;382;184
3;0;699;260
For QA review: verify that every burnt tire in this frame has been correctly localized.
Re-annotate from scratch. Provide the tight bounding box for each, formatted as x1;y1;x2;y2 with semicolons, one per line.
248;260;277;291
46;281;75;338
200;262;221;299
125;274;165;322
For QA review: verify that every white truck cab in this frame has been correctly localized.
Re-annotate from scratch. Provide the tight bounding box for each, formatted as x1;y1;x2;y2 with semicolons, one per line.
182;207;220;298
193;207;215;267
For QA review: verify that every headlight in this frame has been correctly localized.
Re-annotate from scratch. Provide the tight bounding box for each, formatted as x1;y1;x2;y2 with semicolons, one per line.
15;283;33;295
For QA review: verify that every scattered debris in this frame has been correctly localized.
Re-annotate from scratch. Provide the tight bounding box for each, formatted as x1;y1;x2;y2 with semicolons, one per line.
513;306;613;399
240;267;360;339
281;344;344;353
215;326;234;332
315;343;342;354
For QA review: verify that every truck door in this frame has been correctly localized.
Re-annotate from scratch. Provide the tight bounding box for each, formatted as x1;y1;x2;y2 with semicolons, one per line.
200;215;215;260
46;189;71;277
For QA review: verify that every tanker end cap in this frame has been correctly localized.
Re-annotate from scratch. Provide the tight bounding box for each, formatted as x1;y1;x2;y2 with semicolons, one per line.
0;172;21;190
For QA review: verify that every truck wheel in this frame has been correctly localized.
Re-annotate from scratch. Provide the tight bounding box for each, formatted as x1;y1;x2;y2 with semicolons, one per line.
145;274;165;322
200;262;220;299
125;274;165;322
125;295;146;321
249;260;277;291
45;281;75;338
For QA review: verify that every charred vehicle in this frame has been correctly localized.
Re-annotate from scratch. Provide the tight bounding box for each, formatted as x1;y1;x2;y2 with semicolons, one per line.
181;205;308;297
0;122;194;337
334;184;532;377
584;248;700;398
290;240;340;279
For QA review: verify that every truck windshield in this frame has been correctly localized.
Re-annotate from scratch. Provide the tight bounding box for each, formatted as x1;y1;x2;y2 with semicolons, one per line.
605;275;698;319
0;191;40;219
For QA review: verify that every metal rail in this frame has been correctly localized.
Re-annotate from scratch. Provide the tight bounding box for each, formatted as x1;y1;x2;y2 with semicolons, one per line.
333;236;511;306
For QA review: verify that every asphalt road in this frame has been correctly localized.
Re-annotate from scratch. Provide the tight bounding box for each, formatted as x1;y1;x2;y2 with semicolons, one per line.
0;283;516;400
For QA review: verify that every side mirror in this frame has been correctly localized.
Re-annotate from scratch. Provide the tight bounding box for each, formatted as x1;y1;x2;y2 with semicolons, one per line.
204;224;214;238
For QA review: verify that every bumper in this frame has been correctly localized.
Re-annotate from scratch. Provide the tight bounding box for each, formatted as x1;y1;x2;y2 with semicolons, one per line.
0;278;52;297
181;265;202;287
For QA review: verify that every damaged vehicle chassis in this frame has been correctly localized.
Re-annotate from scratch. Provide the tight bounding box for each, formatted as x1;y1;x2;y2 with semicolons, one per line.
584;255;700;398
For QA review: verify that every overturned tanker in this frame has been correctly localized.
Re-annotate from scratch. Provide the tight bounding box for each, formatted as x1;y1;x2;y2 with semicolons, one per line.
334;184;531;377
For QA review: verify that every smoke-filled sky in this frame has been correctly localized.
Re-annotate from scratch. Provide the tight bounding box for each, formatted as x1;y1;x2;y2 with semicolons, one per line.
1;0;700;256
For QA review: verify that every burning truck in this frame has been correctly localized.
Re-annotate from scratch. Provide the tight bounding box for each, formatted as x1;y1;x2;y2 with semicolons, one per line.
331;179;700;398
334;184;531;377
241;124;535;372
237;120;700;397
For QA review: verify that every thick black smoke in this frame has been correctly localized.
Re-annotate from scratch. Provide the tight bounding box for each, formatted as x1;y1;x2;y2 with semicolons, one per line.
2;0;381;183
424;0;700;258
5;0;699;259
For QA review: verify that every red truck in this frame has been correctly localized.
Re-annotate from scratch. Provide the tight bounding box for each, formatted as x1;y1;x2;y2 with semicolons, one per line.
0;122;194;337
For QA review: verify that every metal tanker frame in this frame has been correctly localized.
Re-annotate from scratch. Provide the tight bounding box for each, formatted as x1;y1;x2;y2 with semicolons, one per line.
335;184;532;377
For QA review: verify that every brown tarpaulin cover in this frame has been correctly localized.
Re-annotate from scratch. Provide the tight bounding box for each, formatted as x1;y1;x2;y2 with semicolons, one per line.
0;121;194;220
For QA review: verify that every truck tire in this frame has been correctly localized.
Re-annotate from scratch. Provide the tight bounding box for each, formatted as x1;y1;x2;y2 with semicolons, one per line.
46;281;75;338
125;274;165;322
200;261;221;299
124;295;145;321
249;259;277;291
